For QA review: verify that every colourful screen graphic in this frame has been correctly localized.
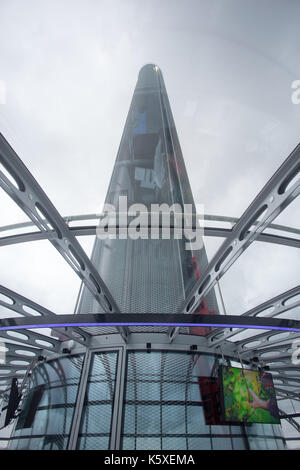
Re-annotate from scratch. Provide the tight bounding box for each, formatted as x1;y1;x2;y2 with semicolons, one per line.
220;366;280;424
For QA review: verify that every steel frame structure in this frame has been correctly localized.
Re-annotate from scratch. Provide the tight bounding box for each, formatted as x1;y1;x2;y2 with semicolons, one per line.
0;212;299;249
0;133;299;446
180;142;300;314
0;133;120;314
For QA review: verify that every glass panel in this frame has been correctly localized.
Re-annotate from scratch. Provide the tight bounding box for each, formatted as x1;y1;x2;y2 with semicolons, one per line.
9;355;84;450
186;405;209;434
247;437;263;450
122;437;135;450
122;351;246;450
76;351;118;450
212;437;232;450
162;437;187;450
76;436;109;450
265;438;278;450
137;405;161;434
188;437;211;450
245;421;284;450
136;437;161;450
232;438;246;450
162;405;186;434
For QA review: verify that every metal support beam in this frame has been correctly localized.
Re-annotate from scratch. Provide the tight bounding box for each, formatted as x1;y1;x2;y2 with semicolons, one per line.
67;349;92;449
0;286;127;347
275;387;300;400
236;329;300;353
208;285;300;348
279;410;300;434
0;133;120;314
0;284;91;349
180;142;300;314
239;337;298;355
270;364;300;372
1;224;300;249
0;312;300;331
273;375;300;384
0;327;60;352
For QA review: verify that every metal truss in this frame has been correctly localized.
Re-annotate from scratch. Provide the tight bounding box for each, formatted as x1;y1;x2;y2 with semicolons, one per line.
279;411;300;434
0;341;43;387
0;132;299;426
0;283;93;384
0;312;299;331
0;212;300;249
238;336;300;359
180;142;300;314
0;312;299;398
273;375;300;386
0;133;120;314
0;284;91;347
276;387;300;401
207;285;300;347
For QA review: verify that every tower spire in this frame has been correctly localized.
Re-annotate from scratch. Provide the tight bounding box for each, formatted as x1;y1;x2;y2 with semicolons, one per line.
77;65;218;322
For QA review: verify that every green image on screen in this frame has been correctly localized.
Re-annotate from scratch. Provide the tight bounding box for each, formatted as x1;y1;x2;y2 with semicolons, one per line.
221;366;280;424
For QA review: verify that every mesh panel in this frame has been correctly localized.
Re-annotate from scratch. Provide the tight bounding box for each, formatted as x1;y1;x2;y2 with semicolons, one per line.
79;326;119;336
122;351;282;450
77;351;118;450
9;354;84;450
122;351;217;450
79;325;172;335
77;238;184;314
128;326;170;334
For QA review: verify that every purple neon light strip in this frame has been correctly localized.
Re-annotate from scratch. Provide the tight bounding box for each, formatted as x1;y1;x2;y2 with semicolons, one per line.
0;322;300;332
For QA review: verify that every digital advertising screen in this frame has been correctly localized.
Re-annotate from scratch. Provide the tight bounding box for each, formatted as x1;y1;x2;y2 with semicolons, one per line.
220;366;280;424
198;376;240;426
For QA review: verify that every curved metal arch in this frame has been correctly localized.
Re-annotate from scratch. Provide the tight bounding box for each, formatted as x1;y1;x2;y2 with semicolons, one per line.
0;312;300;331
0;132;298;430
0;343;42;386
0;338;42;357
180;142;300;314
0;133;120;314
235;330;300;354
279;411;300;434
1;225;300;251
207;285;300;347
242;340;297;357
275;387;300;401
0;328;60;352
0;284;91;347
274;375;300;385
1;210;300;249
238;339;300;364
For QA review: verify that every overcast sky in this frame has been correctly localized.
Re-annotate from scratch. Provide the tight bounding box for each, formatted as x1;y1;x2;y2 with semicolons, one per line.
0;0;299;318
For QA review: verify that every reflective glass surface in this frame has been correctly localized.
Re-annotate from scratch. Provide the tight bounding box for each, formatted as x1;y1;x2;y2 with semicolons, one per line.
9;354;84;450
77;350;118;450
121;350;283;450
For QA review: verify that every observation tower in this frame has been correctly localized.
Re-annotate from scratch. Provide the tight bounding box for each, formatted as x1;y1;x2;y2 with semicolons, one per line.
0;65;299;450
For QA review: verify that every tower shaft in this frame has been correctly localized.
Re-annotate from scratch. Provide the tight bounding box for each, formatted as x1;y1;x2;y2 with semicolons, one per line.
77;64;218;320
